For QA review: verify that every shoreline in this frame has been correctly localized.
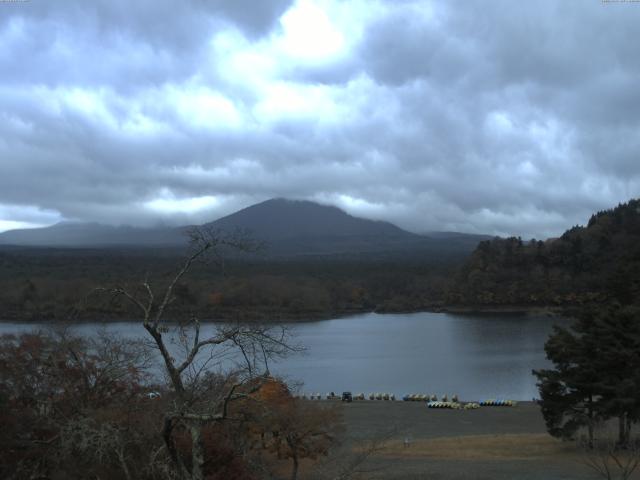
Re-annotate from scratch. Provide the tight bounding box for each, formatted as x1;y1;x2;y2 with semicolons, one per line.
0;304;564;324
434;305;562;316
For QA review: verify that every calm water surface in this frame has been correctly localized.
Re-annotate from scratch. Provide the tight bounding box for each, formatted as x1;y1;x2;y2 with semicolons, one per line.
0;311;564;400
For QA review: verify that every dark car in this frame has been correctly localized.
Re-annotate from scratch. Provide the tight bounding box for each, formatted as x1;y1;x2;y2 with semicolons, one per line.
341;391;353;402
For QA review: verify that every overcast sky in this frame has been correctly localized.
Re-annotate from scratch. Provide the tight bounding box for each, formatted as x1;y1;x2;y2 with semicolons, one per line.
1;0;639;238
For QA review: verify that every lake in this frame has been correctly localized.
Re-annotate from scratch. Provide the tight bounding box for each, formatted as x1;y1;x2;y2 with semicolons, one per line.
0;311;563;401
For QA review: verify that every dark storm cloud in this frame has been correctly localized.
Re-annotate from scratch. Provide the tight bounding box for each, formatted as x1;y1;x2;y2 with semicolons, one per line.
0;0;639;237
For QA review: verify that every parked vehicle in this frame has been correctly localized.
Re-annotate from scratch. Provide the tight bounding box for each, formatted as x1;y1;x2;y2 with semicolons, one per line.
341;391;353;402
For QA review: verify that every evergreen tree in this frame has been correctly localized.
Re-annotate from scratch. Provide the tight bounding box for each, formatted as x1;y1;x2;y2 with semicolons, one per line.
587;305;640;445
534;320;601;446
534;304;640;447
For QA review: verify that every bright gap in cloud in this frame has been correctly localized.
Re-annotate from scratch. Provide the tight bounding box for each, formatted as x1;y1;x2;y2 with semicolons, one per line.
279;0;346;61
315;193;391;220
61;87;116;127
254;81;341;121
144;192;220;214
166;86;243;130
0;220;48;233
0;204;64;233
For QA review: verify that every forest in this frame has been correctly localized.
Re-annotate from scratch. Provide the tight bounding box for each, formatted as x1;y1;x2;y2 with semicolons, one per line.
446;199;640;310
0;246;458;322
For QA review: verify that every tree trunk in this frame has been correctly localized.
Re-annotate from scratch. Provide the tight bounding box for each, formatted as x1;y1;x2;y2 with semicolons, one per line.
190;422;205;480
163;417;188;479
290;451;299;480
144;324;185;394
587;395;594;449
286;435;299;480
618;413;628;447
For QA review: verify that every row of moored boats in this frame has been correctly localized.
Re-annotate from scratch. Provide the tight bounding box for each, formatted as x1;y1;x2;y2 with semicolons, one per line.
295;392;517;407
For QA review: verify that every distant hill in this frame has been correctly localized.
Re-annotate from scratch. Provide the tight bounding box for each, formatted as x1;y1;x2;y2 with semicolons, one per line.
0;198;487;257
447;199;640;308
0;222;186;248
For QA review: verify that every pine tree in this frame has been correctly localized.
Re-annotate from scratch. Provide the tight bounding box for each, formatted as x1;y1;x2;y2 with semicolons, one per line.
587;306;640;445
534;319;601;446
534;304;640;447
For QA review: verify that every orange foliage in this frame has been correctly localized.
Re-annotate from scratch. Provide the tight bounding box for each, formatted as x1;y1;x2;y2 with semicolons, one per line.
251;377;292;407
208;291;224;306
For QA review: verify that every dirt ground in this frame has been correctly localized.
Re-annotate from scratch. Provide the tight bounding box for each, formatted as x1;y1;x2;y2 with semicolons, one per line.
313;401;640;480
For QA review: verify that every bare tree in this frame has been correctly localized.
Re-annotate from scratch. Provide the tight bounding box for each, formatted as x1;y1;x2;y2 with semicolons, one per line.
100;227;299;480
252;396;343;480
308;428;399;480
581;437;640;480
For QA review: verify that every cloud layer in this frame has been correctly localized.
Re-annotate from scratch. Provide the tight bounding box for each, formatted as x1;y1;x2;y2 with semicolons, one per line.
1;0;639;238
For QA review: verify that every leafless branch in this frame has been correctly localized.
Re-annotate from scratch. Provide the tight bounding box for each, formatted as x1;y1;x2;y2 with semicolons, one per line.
580;437;640;480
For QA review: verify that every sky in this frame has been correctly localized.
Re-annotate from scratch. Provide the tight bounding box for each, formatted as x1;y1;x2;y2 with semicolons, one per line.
1;0;639;238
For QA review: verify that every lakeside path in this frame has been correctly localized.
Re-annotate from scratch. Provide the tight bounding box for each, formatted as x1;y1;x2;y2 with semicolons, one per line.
330;401;628;480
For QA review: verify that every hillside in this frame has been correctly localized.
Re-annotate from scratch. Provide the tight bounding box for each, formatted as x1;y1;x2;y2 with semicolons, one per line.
447;199;640;308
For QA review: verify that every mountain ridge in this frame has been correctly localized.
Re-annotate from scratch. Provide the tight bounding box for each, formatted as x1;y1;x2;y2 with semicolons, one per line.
0;198;486;257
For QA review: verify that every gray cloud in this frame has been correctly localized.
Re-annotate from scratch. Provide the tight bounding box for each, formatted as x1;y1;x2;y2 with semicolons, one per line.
0;0;639;238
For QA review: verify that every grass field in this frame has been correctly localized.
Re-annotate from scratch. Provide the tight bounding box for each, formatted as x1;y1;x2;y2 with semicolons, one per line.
379;433;574;460
310;401;640;480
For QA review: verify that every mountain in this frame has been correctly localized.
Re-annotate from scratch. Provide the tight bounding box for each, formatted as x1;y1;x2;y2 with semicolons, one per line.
207;198;411;240
0;198;487;257
204;199;494;256
0;222;186;248
447;198;640;308
204;198;426;255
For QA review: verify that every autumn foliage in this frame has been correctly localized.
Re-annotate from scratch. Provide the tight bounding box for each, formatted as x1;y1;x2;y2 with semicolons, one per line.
0;333;342;480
